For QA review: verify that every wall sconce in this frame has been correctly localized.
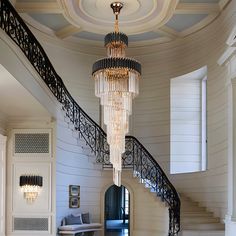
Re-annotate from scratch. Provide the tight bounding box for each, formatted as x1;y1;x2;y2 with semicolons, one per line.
19;175;43;203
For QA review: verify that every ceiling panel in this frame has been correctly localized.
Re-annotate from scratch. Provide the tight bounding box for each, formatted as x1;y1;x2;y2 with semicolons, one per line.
28;13;69;31
128;31;162;42
166;14;208;32
74;31;104;41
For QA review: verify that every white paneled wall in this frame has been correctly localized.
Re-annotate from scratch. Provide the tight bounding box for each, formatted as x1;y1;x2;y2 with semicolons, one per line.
56;109;169;236
39;41;100;124
6;124;56;236
56;111;103;226
130;0;236;222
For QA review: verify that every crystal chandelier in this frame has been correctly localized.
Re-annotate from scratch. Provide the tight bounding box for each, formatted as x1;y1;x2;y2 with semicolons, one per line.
92;2;141;186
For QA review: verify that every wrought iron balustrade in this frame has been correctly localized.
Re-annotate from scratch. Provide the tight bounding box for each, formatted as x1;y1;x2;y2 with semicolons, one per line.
0;0;180;235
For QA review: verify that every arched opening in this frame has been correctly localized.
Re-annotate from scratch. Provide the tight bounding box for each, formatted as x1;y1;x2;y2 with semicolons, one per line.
104;185;130;236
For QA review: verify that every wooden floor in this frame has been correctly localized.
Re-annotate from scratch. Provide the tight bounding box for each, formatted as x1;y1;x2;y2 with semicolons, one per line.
105;219;129;236
105;229;129;236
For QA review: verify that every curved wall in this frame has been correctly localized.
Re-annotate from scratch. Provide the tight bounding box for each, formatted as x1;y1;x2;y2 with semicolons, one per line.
129;0;236;220
36;38;101;124
30;0;236;222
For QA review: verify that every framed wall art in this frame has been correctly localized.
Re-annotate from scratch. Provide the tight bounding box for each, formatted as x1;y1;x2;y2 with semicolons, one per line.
69;185;80;208
69;185;80;196
69;196;80;208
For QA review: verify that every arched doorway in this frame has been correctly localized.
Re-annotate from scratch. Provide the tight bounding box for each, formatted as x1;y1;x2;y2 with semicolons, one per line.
104;185;130;236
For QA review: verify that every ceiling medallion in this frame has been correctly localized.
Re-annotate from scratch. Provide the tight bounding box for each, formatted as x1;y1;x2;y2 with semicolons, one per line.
92;2;141;186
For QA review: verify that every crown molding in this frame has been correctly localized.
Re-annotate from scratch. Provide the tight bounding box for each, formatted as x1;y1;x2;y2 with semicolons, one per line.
176;3;219;14
15;2;62;14
55;24;81;39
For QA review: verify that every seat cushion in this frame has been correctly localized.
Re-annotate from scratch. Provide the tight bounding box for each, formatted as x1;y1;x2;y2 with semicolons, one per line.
59;223;102;231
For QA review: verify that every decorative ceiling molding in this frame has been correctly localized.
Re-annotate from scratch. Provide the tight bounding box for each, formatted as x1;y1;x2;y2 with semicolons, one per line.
175;3;220;14
157;26;180;39
57;0;179;35
13;0;232;46
55;24;81;39
57;0;81;28
15;2;62;14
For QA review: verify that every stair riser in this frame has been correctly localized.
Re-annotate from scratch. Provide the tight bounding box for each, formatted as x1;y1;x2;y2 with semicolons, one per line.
180;193;225;232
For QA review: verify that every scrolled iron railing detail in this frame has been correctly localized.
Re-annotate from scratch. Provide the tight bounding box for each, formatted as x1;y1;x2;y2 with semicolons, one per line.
0;0;180;235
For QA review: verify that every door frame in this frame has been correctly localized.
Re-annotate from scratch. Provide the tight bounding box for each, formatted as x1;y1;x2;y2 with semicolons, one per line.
101;181;134;236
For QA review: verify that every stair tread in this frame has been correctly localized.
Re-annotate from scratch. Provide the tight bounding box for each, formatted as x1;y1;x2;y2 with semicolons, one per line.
180;193;225;232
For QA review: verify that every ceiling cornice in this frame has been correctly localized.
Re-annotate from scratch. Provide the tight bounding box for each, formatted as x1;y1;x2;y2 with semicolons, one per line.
175;3;220;14
15;2;62;14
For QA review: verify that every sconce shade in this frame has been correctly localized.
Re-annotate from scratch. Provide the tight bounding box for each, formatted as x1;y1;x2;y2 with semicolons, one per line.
20;175;43;187
19;175;43;203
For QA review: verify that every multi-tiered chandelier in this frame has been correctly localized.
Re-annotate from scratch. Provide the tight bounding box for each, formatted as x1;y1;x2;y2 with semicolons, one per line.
92;2;141;186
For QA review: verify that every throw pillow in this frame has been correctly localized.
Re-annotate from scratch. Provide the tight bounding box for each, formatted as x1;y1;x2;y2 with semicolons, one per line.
61;217;66;226
65;214;83;225
82;213;90;224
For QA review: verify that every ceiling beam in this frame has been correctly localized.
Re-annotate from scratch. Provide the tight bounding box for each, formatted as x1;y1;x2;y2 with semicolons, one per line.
15;2;62;14
175;3;220;14
55;25;82;39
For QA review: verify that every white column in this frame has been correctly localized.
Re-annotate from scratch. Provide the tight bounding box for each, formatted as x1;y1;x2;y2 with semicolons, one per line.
0;134;6;236
224;55;236;236
218;32;236;236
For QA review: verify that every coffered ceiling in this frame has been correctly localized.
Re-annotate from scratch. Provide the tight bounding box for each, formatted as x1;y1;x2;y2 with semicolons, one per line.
14;0;231;46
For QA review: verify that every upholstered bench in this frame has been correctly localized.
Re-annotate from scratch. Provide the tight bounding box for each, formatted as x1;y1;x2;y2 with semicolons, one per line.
58;223;102;235
58;213;102;236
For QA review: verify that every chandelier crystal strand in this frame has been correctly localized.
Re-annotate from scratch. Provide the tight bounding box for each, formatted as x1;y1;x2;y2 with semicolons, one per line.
92;2;141;186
